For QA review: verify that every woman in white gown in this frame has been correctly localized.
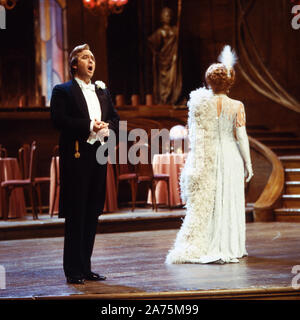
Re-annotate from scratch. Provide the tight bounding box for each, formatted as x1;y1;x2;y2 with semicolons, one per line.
166;46;253;264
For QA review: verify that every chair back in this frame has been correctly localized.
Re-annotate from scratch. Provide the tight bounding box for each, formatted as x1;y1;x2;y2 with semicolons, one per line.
136;143;154;179
115;141;136;178
18;144;31;179
28;141;37;182
53;145;59;186
0;144;7;158
0;159;4;183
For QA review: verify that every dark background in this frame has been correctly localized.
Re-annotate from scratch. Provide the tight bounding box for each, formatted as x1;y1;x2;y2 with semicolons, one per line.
1;0;300;129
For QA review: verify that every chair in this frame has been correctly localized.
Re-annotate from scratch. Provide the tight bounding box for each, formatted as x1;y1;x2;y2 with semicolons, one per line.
49;145;59;217
136;143;171;211
34;175;51;216
1;141;38;219
0;144;7;158
18;143;50;216
18;143;30;179
115;143;138;211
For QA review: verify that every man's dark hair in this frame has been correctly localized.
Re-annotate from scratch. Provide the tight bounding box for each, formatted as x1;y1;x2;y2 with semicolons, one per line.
69;44;90;77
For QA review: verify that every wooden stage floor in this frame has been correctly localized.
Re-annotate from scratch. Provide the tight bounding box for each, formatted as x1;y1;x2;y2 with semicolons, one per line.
0;221;300;300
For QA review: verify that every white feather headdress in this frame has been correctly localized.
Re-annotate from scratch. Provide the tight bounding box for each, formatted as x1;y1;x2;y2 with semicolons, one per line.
217;45;237;76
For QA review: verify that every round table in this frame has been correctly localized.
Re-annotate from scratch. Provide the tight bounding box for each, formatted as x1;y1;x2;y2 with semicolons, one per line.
148;153;187;207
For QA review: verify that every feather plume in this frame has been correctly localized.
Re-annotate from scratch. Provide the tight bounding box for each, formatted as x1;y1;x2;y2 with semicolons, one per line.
217;45;237;75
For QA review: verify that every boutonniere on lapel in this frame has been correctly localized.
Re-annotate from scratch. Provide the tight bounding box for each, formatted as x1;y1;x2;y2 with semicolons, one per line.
95;80;106;90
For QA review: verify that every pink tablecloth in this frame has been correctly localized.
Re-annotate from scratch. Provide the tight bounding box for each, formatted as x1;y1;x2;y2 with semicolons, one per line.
49;157;118;215
148;153;187;207
0;158;26;218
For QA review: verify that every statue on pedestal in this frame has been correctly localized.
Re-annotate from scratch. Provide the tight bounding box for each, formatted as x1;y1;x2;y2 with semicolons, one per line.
148;7;182;105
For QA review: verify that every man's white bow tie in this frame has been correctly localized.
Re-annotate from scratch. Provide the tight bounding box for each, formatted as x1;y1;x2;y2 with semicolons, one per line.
81;82;95;91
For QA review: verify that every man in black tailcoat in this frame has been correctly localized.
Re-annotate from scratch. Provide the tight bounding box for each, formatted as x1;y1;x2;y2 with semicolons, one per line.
50;44;119;284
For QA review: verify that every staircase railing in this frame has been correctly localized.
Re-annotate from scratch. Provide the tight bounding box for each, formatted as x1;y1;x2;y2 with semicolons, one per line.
249;136;285;221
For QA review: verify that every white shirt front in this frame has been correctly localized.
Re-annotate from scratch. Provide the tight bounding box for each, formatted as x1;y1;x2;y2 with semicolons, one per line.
75;77;103;144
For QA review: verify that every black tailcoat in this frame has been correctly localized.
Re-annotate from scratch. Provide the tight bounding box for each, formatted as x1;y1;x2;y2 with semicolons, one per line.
50;79;119;219
50;79;119;277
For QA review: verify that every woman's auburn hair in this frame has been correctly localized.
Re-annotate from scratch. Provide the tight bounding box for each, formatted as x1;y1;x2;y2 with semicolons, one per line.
205;63;235;93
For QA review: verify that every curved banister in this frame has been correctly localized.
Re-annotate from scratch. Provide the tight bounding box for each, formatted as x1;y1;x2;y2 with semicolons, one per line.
248;136;285;221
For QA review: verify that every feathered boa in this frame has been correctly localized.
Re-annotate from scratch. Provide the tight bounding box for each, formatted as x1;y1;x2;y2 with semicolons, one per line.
166;87;218;264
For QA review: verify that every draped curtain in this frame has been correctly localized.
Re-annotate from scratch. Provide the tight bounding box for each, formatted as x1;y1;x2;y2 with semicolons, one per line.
39;0;68;106
235;0;300;112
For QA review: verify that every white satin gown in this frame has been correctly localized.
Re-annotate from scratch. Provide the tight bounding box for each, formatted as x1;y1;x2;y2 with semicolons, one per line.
166;91;249;264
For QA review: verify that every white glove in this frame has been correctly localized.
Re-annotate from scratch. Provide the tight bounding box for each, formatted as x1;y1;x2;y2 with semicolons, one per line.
245;163;253;183
236;126;253;183
96;127;110;143
87;120;110;145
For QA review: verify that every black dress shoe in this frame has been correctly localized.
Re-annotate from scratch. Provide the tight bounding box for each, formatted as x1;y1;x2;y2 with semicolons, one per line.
66;276;85;284
84;272;106;281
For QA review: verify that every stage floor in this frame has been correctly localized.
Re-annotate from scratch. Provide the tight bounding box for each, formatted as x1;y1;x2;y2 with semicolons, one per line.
0;222;300;300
